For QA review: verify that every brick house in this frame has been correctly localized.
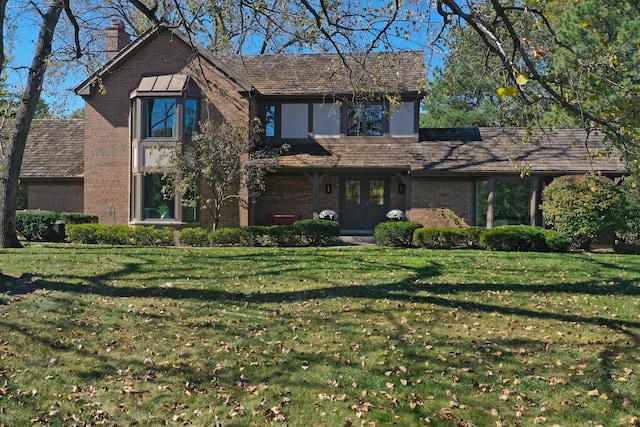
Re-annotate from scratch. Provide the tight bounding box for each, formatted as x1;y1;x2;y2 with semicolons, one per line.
65;21;627;233
10;119;84;213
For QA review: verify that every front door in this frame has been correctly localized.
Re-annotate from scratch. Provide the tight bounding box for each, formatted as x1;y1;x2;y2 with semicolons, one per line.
340;177;389;231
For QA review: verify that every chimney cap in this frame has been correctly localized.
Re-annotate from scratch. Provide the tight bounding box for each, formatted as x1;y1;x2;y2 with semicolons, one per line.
110;18;125;28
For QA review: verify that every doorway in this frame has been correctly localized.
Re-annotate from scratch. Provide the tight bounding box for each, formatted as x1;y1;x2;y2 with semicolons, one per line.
340;176;389;231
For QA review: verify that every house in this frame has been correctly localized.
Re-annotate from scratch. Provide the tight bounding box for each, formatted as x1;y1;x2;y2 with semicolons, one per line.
9;119;84;212
62;21;627;232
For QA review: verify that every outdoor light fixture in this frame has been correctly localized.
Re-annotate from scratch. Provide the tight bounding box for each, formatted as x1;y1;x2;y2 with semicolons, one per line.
398;183;405;194
326;183;332;193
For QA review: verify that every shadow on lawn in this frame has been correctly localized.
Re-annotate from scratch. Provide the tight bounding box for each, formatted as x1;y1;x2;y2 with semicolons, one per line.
1;249;639;417
2;250;640;338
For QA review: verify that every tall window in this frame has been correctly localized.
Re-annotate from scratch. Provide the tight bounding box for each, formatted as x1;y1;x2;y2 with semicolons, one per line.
265;105;276;137
476;178;533;227
347;104;384;136
143;174;175;220
185;98;199;138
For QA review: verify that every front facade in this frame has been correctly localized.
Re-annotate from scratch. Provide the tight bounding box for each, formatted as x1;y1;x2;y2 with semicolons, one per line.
69;22;627;233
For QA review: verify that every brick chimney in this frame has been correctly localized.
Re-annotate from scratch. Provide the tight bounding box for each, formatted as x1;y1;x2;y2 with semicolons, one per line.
105;18;131;61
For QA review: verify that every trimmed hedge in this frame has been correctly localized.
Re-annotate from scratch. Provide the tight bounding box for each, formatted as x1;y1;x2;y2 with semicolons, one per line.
374;221;423;247
480;225;570;252
15;210;58;241
66;224;174;246
413;227;484;249
65;224;101;244
16;210;98;241
267;225;303;247
294;219;340;246
58;212;99;224
179;227;210;247
209;227;263;246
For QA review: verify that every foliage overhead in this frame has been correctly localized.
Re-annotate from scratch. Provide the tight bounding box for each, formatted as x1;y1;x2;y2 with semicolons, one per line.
435;0;639;174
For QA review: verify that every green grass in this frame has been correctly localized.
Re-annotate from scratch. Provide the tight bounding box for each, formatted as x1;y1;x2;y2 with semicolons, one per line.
1;245;639;426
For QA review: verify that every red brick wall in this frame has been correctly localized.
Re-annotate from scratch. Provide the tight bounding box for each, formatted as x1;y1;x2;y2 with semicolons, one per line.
83;29;249;225
410;177;475;226
254;173;314;225
26;181;83;213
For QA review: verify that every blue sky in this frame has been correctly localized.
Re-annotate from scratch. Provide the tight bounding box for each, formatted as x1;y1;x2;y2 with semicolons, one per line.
4;3;444;117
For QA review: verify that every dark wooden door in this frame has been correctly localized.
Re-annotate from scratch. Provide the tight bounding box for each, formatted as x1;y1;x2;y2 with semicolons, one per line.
340;177;389;230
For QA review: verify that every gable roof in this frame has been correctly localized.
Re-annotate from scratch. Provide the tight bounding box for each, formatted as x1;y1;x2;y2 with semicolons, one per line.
74;25;252;96
223;51;426;96
74;24;425;98
276;128;628;175
6;119;85;179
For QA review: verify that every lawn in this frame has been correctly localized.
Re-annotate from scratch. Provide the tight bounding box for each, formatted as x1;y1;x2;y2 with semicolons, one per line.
0;245;639;426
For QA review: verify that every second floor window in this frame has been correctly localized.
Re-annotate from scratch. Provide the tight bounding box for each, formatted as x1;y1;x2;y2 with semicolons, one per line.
143;98;177;138
347;104;383;136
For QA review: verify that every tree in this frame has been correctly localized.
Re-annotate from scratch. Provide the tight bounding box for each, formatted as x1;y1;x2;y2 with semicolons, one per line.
434;0;640;172
541;174;628;249
161;118;284;230
422;3;572;128
0;1;64;248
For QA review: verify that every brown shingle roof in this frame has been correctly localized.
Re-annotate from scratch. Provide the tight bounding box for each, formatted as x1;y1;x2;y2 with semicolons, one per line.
224;51;426;96
11;119;84;179
277;128;628;174
412;128;627;174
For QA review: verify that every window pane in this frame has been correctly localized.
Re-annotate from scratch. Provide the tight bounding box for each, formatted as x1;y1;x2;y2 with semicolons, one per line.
365;104;384;136
346;104;383;136
345;180;361;204
476;180;488;227
131;175;138;220
265;105;276;137
131;100;138;140
143;98;177;138
369;180;385;205
347;106;363;136
495;179;532;225
185;98;199;138
182;187;198;223
143;174;175;220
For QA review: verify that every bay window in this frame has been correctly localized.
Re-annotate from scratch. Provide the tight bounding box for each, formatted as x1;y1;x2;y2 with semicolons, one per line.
130;74;201;223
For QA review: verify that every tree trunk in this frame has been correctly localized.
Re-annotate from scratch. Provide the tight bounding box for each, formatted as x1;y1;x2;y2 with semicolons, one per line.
0;1;63;248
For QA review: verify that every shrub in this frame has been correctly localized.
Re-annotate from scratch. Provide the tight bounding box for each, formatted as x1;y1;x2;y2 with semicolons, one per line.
95;224;133;245
15;210;58;241
66;224;101;244
294;219;340;246
209;227;258;246
413;227;483;249
541;229;571;253
58;212;99;224
66;224;173;246
266;225;303;247
374;221;423;247
541;175;628;249
480;225;549;252
130;226;174;246
179;227;210;247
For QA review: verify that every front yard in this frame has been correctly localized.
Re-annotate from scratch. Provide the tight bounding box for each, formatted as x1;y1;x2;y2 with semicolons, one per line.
1;245;639;426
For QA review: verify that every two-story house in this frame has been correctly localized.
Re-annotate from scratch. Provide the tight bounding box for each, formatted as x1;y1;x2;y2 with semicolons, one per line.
70;21;627;233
